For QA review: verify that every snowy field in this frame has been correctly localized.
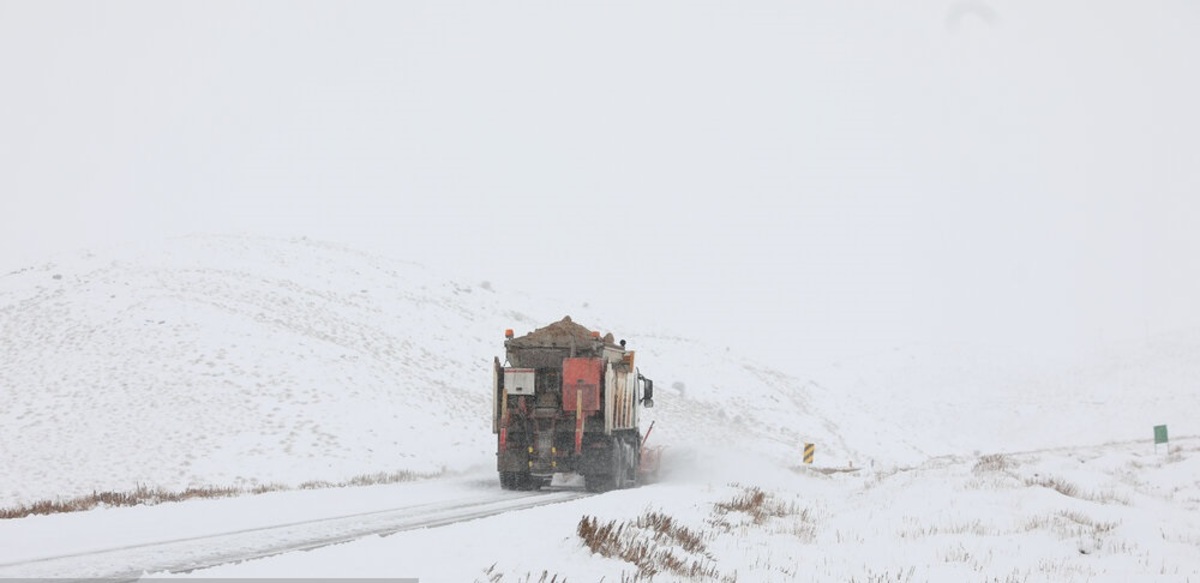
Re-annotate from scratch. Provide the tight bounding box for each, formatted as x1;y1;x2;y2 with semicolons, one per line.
159;440;1200;582
1;235;1197;581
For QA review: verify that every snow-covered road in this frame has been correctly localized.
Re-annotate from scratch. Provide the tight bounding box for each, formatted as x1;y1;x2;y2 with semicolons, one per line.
0;471;587;580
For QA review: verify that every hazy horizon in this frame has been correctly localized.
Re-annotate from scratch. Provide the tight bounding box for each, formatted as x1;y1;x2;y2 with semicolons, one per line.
4;0;1198;367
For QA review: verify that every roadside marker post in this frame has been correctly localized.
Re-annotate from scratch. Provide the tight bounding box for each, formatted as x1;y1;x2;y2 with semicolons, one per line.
803;443;815;465
1154;424;1169;455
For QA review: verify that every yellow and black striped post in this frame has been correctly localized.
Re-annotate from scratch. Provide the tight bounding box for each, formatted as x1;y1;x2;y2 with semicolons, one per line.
803;443;815;465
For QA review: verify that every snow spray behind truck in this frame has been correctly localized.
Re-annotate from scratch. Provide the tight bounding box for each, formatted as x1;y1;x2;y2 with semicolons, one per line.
493;316;656;492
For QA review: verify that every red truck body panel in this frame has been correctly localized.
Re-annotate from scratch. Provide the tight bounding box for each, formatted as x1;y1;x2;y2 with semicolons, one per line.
562;357;602;412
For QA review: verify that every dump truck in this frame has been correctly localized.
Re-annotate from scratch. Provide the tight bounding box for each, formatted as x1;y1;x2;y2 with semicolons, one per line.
492;316;655;492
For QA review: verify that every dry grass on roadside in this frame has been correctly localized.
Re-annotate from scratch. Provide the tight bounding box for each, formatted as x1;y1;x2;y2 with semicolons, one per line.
0;468;436;520
298;469;429;490
575;484;817;580
1024;510;1119;540
709;484;813;538
477;564;568;583
0;484;259;519
972;453;1015;474
1024;475;1081;498
577;509;731;582
1022;474;1130;506
714;486;775;523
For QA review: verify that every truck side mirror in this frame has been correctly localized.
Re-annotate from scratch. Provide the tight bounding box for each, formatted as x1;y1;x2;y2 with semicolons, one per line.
643;378;654;407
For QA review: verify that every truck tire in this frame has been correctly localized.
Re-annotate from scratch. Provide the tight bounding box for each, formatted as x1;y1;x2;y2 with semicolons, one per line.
500;471;535;490
584;472;614;493
585;441;630;492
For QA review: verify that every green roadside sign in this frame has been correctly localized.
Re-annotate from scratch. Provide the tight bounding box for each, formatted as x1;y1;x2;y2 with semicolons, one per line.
1154;425;1169;445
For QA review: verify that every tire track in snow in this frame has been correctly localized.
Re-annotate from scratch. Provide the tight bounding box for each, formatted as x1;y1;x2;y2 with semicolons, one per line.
0;489;590;581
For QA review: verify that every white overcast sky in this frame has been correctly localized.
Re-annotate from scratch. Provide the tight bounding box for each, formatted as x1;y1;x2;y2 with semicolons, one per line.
2;1;1198;366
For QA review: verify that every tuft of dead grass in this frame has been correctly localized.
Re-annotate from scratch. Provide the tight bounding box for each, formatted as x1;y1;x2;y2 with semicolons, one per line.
1023;475;1080;498
577;510;732;582
898;518;1000;539
712;485;805;526
577;485;817;579
477;564;567;583
1023;509;1120;541
849;567;917;582
705;484;817;544
0;484;255;519
1;469;435;520
635;510;708;554
972;453;1014;474
1021;475;1130;506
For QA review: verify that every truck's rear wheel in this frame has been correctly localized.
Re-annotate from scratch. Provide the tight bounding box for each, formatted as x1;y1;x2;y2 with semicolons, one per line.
584;472;614;492
584;440;635;492
500;471;536;490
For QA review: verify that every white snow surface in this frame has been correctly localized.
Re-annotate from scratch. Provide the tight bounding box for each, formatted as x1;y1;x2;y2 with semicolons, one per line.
1;234;1198;581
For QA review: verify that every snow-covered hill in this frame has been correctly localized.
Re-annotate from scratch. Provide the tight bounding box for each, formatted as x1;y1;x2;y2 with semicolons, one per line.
4;235;1200;581
0;234;859;507
4;235;1199;509
0;235;548;506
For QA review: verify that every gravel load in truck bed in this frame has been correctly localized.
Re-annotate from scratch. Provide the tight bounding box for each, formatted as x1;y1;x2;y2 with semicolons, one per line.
507;316;616;349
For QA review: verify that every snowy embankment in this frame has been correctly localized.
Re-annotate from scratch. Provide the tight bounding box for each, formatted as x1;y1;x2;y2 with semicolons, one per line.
138;437;1199;582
